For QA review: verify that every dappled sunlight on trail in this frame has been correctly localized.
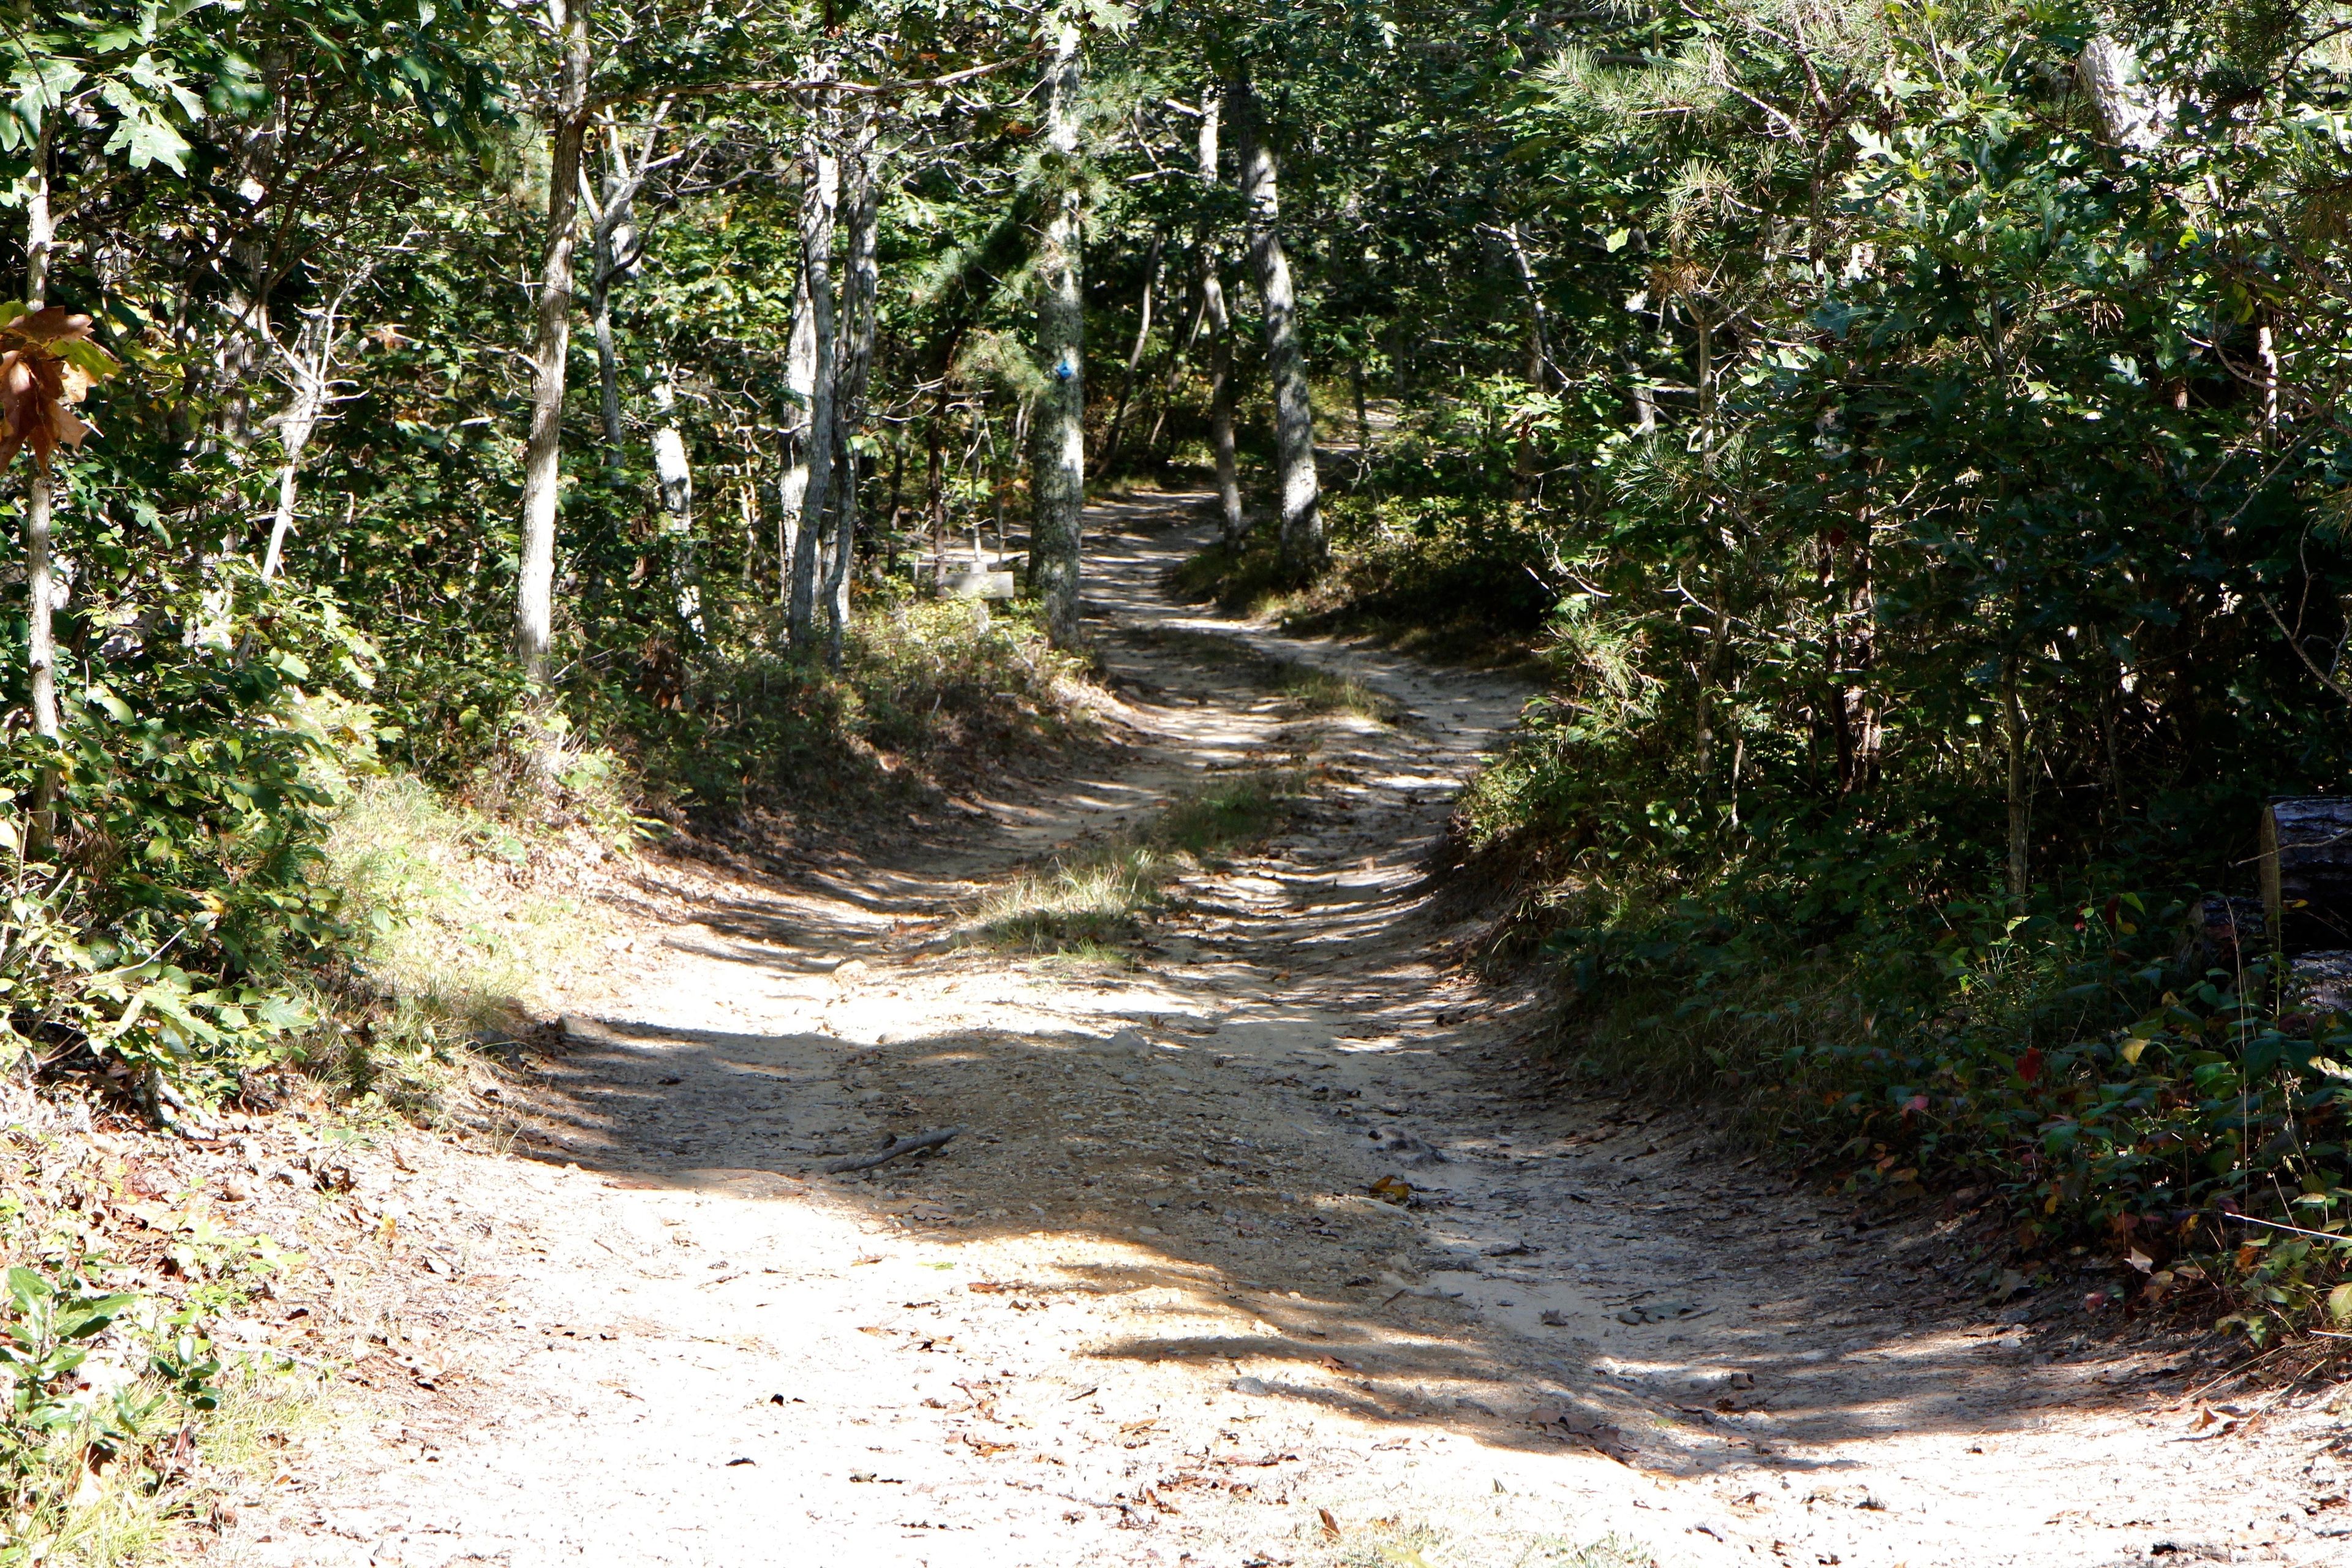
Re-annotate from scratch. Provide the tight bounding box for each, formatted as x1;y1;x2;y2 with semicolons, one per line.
221;496;2352;1568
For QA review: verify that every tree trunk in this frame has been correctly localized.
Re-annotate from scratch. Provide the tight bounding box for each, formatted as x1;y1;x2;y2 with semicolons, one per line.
2077;35;2170;149
2002;658;2030;913
775;273;815;605
650;371;703;646
824;106;880;663
513;0;592;688
1028;23;1086;647
592;273;622;458
787;119;839;649
1103;228;1163;470
1229;69;1320;573
262;376;321;581
1195;89;1243;545
1145;279;1208;456
24;121;58;855
1351;359;1370;477
1506;222;1549;502
585;108;668;462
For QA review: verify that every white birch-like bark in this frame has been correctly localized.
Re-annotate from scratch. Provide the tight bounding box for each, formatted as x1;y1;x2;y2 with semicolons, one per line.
2077;34;2172;150
513;0;592;687
582;105;669;461
1028;23;1087;647
260;262;376;581
262;378;320;581
650;371;703;644
1231;69;1321;571
824;106;879;662
1195;91;1242;544
775;274;815;605
23;121;59;856
786;121;839;649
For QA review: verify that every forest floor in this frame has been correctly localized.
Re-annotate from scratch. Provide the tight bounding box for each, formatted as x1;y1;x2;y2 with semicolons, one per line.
203;495;2352;1568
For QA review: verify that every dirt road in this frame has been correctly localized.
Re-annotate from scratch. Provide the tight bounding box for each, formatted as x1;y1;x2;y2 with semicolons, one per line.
221;497;2352;1568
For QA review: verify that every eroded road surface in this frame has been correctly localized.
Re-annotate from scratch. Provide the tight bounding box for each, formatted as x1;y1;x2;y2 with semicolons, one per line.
224;497;2352;1567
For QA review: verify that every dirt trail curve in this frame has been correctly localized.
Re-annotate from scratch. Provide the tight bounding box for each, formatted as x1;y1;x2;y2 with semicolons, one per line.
225;496;2352;1568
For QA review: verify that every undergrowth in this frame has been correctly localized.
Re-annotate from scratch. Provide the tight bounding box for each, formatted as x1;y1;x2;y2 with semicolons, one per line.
1169;494;1553;664
0;1090;320;1566
1461;719;2352;1343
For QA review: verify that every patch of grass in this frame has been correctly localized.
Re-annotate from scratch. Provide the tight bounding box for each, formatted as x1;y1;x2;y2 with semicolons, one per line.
312;774;623;1119
1292;1508;1655;1568
1281;667;1400;724
971;772;1297;954
977;846;1174;951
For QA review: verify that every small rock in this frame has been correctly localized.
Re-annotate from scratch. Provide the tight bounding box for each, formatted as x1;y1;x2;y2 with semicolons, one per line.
1231;1376;1270;1396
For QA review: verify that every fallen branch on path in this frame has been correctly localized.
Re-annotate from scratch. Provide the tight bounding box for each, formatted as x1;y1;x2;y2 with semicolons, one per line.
824;1127;965;1174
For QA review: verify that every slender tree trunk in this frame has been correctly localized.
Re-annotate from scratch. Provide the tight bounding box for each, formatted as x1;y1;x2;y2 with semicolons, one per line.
1351;360;1370;463
650;371;703;649
1205;276;1242;545
2003;656;2030;913
513;0;592;689
1695;601;1731;805
1506;221;1549;502
1194;91;1243;545
1694;305;1717;461
1028;23;1086;647
1103;228;1163;470
1145;281;1208;456
788;119;839;649
776;273;815;605
1629;347;1658;434
262;378;321;581
824;107;880;663
585;108;670;461
1229;69;1320;573
593;272;622;458
24;121;58;855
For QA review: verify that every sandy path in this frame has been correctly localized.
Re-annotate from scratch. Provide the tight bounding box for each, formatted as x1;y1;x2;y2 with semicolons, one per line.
221;497;2352;1568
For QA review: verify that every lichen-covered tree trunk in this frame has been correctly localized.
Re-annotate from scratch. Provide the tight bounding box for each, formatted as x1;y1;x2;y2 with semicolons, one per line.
1230;69;1320;573
513;0;592;688
786;118;839;650
1028;23;1086;648
775;274;815;605
1194;89;1243;545
824;106;880;663
24;119;58;853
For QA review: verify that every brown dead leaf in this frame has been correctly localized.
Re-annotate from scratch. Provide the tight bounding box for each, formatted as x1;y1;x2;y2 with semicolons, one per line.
1317;1507;1342;1540
960;1432;1016;1457
970;1280;1010;1294
1317;1354;1354;1372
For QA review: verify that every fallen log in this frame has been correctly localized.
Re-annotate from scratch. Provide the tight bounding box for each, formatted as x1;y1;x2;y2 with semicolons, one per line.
2261;797;2352;954
823;1126;964;1175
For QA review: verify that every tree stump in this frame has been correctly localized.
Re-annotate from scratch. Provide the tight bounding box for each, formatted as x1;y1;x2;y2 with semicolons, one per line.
2260;797;2352;954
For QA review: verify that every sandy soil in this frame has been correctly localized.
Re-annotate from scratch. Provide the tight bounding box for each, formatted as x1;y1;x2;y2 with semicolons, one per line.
208;497;2352;1568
